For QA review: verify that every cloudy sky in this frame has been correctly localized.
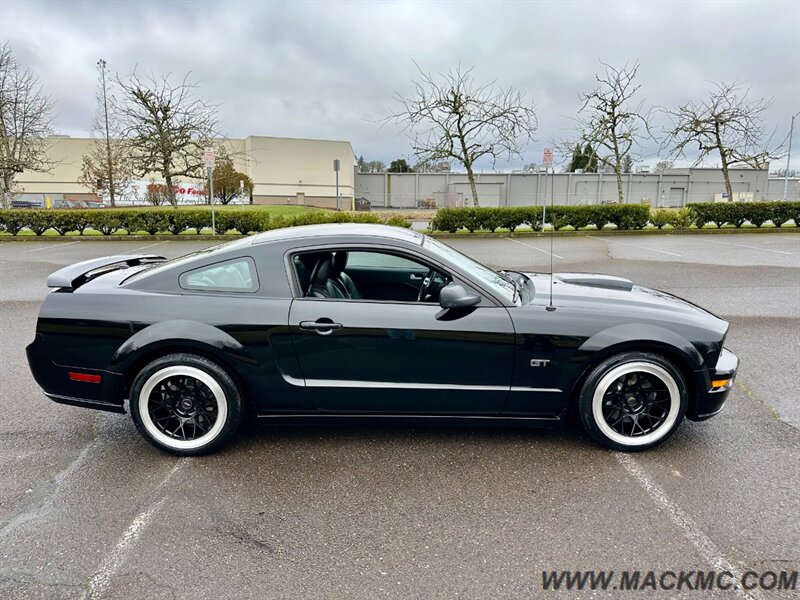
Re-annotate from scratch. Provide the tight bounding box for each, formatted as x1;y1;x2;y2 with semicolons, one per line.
2;0;799;171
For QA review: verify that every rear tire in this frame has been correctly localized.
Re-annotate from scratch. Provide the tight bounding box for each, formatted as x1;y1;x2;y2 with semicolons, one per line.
579;352;687;451
130;353;243;456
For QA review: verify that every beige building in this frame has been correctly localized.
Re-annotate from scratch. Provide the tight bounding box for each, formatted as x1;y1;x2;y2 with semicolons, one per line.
15;135;356;209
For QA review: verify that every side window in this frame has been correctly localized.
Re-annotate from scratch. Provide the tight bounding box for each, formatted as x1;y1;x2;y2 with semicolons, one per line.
180;258;258;292
346;251;422;270
293;249;450;303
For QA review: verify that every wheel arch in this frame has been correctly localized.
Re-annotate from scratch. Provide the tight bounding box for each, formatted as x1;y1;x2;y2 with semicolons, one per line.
109;320;254;405
567;326;701;417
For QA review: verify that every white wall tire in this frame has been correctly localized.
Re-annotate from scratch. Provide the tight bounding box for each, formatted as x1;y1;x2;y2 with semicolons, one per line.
579;352;687;451
130;354;243;456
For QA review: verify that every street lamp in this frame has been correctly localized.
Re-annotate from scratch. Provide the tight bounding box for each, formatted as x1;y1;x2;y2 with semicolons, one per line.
784;111;800;201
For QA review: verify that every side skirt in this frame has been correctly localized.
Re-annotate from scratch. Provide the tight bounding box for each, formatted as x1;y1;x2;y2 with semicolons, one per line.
254;413;563;429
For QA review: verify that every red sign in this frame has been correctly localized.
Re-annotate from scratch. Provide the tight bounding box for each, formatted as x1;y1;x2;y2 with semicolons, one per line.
203;147;216;168
543;147;554;167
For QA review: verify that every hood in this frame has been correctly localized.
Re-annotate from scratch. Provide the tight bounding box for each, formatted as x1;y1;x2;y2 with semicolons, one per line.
524;271;726;332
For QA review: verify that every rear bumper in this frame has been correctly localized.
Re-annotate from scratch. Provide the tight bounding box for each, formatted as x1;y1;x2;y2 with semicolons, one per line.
687;348;738;421
26;334;126;414
44;393;126;414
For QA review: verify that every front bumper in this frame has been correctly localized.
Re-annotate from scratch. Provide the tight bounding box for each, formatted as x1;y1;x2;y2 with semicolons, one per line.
687;347;738;421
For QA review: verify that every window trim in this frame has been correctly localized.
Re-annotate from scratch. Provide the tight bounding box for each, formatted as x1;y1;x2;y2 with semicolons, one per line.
178;256;260;294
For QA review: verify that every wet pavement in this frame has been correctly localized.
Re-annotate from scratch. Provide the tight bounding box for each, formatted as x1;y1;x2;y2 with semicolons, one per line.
1;233;798;599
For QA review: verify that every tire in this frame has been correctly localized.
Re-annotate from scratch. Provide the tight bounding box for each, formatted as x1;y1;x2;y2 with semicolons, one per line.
578;351;687;451
130;353;243;456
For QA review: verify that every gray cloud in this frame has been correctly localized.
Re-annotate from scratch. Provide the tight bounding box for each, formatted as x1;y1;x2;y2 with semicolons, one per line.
3;0;798;170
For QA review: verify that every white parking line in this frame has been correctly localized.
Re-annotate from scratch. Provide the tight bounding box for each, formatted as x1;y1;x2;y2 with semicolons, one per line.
87;459;188;599
615;453;758;600
702;238;794;255
505;237;564;259
22;241;81;253
589;236;682;257
131;241;169;252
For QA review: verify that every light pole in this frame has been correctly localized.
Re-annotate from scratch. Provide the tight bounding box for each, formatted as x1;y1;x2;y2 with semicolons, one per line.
208;165;215;233
784;112;799;201
203;147;216;233
97;59;115;207
333;159;340;210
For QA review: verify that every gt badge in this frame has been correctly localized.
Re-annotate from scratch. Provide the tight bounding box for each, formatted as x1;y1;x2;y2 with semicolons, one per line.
530;359;551;367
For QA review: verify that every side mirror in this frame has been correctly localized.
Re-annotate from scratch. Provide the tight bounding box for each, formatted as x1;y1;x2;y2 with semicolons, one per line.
439;283;481;309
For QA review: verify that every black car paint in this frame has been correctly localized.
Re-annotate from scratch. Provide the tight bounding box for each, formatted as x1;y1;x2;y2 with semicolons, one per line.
26;225;736;427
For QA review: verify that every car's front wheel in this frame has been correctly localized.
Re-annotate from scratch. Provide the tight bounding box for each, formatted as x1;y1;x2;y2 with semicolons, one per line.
579;352;687;451
130;353;243;456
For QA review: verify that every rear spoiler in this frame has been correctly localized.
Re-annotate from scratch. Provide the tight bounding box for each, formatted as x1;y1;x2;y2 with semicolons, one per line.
47;254;167;289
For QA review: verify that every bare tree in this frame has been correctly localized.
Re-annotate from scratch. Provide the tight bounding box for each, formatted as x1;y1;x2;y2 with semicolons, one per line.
0;43;56;207
573;60;649;203
116;70;219;207
360;160;385;173
78;138;136;204
389;64;537;206
663;81;778;201
78;59;135;205
621;154;634;173
653;160;673;174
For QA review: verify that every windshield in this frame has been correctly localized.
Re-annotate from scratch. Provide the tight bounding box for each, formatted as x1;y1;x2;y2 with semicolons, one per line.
423;236;517;304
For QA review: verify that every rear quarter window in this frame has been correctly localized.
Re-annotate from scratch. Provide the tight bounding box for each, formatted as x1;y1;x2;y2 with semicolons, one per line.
179;258;259;292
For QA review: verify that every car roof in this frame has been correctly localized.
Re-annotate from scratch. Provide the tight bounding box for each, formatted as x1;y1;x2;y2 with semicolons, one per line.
248;223;424;246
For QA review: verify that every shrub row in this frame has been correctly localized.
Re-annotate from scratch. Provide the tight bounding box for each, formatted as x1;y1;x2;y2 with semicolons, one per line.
429;202;800;232
686;202;800;228
0;208;411;236
430;204;652;232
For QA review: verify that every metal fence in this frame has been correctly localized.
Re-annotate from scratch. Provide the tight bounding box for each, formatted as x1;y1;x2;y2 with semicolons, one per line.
355;170;799;210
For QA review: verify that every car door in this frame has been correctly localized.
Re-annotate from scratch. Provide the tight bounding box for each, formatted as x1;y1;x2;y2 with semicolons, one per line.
287;249;515;415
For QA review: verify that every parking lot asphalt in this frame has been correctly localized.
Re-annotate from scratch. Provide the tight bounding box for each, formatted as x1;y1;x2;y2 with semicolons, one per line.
0;233;798;599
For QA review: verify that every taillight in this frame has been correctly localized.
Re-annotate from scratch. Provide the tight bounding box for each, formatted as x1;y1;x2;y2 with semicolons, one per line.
68;372;102;384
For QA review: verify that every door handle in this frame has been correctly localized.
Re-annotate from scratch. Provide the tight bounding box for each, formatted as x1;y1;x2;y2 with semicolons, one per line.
409;273;425;280
299;320;343;335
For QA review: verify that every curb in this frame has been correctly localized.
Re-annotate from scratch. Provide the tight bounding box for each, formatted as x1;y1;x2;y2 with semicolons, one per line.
426;227;800;239
0;234;248;242
0;228;797;243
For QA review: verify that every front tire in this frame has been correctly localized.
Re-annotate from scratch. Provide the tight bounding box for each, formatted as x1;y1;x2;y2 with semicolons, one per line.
579;352;687;451
130;353;243;456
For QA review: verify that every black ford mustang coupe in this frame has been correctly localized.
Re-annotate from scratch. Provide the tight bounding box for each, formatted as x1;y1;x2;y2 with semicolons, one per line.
27;224;737;455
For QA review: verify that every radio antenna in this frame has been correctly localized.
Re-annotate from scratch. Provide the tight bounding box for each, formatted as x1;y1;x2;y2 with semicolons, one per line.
546;163;556;311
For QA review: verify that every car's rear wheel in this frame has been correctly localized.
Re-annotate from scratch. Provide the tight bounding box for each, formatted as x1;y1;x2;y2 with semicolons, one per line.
130;353;243;456
579;352;687;451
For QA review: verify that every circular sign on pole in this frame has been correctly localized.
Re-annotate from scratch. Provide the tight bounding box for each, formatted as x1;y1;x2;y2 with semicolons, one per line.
203;147;216;169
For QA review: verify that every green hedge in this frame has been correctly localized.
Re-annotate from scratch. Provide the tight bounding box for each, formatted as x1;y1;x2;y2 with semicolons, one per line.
429;202;800;232
430;204;651;232
0;208;412;236
3;203;797;237
687;202;800;228
649;208;692;230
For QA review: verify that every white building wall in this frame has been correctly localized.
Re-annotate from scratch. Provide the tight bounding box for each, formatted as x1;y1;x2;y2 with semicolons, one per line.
14;135;355;209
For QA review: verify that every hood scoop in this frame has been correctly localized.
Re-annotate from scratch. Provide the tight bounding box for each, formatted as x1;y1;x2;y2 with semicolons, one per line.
554;272;634;292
